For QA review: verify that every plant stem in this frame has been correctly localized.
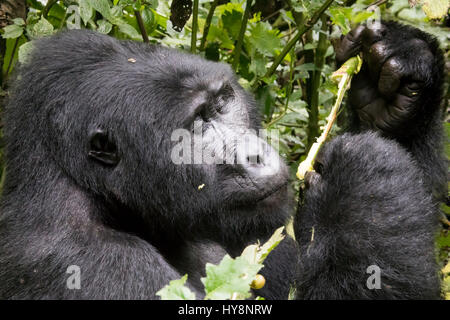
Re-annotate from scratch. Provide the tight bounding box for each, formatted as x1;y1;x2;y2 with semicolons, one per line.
134;10;149;43
297;56;362;180
265;47;295;128
262;0;335;80
200;0;220;51
306;16;328;150
42;0;58;18
232;0;253;71
191;0;199;53
3;37;19;87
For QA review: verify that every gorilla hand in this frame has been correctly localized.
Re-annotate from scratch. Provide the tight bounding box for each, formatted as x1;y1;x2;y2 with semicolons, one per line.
335;21;444;137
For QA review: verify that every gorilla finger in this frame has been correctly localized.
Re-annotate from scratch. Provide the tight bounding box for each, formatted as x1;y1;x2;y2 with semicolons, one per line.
335;25;366;65
356;98;386;130
348;68;380;109
378;58;403;98
391;94;417;117
304;171;321;189
365;41;392;82
349;83;379;110
357;98;412;135
372;98;413;135
361;21;387;51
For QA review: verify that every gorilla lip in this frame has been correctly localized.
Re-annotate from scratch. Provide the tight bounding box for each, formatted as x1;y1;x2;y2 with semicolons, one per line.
254;181;288;203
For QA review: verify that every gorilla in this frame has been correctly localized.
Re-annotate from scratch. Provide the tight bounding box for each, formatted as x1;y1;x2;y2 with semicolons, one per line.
0;21;446;299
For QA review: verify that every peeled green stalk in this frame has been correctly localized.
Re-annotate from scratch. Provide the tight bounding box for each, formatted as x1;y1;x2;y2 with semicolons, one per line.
297;56;362;180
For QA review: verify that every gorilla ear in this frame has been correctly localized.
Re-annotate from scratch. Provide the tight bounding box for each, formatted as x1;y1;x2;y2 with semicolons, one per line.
88;129;119;166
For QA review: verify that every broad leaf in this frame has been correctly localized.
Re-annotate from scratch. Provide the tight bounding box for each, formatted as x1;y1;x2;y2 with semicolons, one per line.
2;25;24;39
27;17;54;39
97;19;113;34
248;22;282;57
422;0;450;19
156;274;196;300
201;255;262;300
18;41;34;64
89;0;112;20
79;0;94;25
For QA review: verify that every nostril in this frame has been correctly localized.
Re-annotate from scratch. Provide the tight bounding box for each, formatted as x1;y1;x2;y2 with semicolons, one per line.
246;154;263;166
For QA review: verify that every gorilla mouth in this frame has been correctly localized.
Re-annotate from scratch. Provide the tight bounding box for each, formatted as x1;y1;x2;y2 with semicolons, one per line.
254;181;288;203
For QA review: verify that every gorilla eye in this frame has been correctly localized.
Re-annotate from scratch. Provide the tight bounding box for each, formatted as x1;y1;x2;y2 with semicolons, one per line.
88;130;119;166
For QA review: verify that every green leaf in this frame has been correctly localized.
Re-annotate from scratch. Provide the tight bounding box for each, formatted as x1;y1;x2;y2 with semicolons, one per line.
156;275;196;300
13;18;26;26
249;52;267;78
207;25;234;50
97;19;113;34
117;22;142;40
202;227;284;300
27;0;44;10
295;63;317;72
201;255;262;300
47;2;66;22
89;0;112;20
28;17;54;39
2;24;24;39
445;123;450;158
18;41;34;64
352;11;374;24
241;226;285;264
303;43;317;50
329;7;351;35
142;8;156;33
79;0;94;25
221;9;243;41
437;229;450;249
2;36;27;75
247;22;282;57
422;0;450;19
146;0;159;9
257;226;285;262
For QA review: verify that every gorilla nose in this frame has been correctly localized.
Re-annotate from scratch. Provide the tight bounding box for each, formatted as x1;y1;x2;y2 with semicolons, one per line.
236;134;283;177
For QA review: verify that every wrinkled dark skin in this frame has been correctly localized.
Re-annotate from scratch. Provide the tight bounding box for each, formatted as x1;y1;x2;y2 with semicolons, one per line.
334;21;447;200
336;22;441;138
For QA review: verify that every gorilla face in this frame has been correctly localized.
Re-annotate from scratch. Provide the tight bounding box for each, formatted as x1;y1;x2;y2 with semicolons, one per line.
68;44;290;226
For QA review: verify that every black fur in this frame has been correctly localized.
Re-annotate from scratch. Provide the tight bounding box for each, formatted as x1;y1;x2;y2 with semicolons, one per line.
0;21;445;300
0;30;294;299
294;21;446;299
294;132;441;299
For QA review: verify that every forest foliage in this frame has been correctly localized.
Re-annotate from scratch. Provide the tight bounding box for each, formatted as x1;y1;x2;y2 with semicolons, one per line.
0;0;449;299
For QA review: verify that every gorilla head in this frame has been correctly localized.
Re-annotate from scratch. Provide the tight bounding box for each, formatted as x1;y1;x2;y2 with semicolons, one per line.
5;30;291;245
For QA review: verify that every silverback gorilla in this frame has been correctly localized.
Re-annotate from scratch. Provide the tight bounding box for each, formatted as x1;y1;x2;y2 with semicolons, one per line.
0;21;446;299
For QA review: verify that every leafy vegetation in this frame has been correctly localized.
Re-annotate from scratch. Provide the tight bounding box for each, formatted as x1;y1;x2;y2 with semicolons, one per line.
156;227;285;300
0;0;449;299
